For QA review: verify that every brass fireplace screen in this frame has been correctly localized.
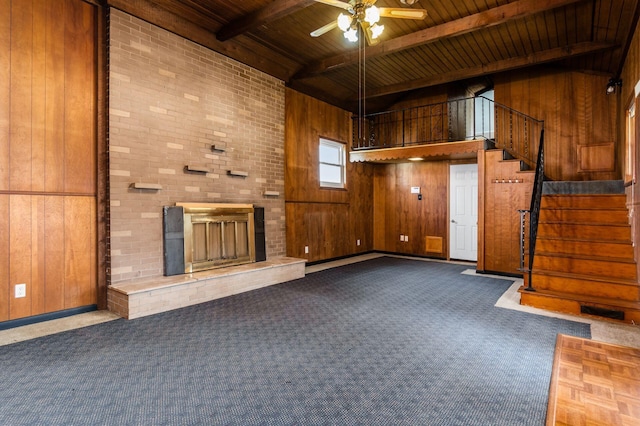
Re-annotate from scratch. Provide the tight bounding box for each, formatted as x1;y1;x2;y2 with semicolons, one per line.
163;203;257;275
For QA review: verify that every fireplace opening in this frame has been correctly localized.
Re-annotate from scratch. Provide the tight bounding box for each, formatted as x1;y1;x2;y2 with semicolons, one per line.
163;203;263;276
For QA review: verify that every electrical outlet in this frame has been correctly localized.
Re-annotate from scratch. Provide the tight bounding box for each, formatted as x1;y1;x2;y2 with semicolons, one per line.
304;246;309;254
15;283;26;298
357;239;361;246
400;234;404;241
405;235;409;242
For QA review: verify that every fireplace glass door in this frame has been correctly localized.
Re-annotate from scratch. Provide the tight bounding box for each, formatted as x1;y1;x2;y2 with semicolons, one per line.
182;204;255;273
191;216;250;265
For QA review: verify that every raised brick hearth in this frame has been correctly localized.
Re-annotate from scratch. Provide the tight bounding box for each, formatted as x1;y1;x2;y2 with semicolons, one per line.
107;257;305;319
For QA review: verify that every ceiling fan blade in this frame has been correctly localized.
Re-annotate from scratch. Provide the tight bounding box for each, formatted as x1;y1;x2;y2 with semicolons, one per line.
379;7;427;20
313;0;352;10
310;21;338;37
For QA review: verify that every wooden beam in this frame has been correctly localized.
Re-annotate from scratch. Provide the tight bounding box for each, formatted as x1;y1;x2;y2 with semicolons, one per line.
359;42;617;99
349;140;487;163
294;0;585;80
107;0;299;81
217;0;315;41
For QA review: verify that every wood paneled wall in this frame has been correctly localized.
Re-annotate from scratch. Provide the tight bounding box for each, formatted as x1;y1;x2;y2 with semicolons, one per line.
0;0;99;321
373;162;449;257
478;150;533;275
284;52;624;271
285;89;373;262
620;18;640;281
495;68;618;181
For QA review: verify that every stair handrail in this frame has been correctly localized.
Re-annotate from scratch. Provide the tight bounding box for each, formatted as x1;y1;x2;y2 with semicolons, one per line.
522;128;545;291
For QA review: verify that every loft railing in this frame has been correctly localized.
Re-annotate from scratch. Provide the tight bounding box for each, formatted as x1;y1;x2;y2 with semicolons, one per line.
352;96;543;168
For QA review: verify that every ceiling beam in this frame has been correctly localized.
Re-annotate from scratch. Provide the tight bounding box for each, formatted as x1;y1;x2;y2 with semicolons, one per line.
217;0;316;41
359;41;617;99
294;0;585;80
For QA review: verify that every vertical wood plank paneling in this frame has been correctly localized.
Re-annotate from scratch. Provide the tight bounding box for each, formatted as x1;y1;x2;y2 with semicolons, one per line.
31;0;47;192
45;0;66;193
9;195;32;319
31;196;45;314
0;0;10;191
285;89;373;263
1;0;99;323
477;150;486;270
349;162;373;252
486;152;499;272
285;204;302;258
10;0;33;192
44;196;65;312
0;195;9;321
285;89;350;204
396;164;411;252
372;161;448;258
64;0;96;194
621;18;640;282
373;166;387;251
64;197;94;308
384;165;398;252
495;67;617;181
480;150;534;274
284;93;309;203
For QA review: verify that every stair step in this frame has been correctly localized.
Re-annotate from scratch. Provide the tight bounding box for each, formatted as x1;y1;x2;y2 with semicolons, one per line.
499;158;529;171
539;208;629;224
533;252;637;280
540;194;626;209
519;287;640;324
527;269;640;301
537;222;631;241
534;237;634;259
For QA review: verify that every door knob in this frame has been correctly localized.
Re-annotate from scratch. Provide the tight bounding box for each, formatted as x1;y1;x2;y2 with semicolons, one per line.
451;219;457;223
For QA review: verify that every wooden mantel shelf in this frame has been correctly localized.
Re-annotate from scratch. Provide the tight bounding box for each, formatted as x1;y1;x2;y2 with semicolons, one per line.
349;140;489;163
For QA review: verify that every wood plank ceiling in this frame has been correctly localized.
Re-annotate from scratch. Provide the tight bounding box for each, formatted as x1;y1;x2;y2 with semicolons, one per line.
106;0;639;112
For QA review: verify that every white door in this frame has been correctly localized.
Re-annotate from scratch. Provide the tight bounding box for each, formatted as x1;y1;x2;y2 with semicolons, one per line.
450;164;478;261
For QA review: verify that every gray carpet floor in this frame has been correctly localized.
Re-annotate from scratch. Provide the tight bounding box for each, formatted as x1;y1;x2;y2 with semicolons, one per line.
0;257;590;425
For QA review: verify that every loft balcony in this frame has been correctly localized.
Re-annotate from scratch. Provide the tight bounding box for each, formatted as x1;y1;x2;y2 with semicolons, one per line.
349;97;543;165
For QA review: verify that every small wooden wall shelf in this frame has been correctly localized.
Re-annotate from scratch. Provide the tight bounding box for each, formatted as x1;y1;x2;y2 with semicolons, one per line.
227;170;249;178
184;165;209;174
130;183;162;190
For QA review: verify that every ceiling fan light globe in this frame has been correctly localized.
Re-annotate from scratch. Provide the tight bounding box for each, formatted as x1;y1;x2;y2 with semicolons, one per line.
371;23;384;39
365;6;380;25
337;13;352;31
344;28;358;42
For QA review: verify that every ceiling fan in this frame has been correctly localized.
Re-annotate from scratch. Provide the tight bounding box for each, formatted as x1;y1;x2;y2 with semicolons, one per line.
310;0;427;45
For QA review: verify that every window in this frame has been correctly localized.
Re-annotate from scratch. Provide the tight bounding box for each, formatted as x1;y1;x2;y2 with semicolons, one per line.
475;89;495;139
626;99;636;183
319;138;346;188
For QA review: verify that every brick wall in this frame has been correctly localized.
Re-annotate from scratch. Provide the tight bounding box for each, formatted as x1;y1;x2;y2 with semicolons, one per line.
109;9;286;283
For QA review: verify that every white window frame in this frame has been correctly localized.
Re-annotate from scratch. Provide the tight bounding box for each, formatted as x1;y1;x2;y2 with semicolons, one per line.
319;138;346;189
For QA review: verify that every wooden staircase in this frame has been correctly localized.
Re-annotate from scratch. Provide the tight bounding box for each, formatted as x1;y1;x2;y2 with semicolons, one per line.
519;191;640;323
